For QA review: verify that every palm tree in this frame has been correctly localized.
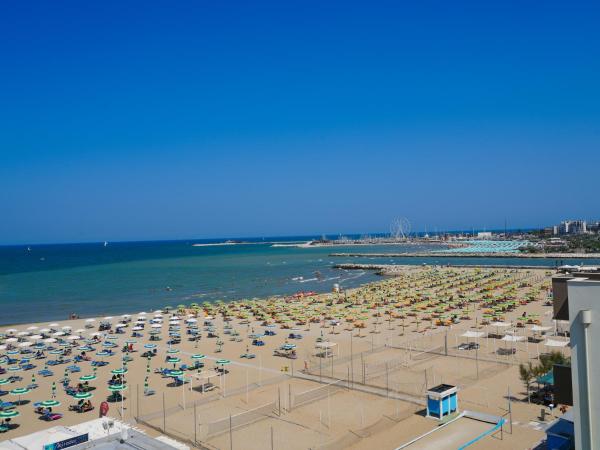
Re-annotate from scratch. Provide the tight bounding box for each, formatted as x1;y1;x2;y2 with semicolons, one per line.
519;363;534;403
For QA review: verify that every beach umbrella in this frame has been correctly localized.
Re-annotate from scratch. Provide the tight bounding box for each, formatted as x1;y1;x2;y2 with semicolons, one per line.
111;368;127;375
168;370;184;377
166;348;179;354
216;359;231;366
143;344;157;349
0;379;9;385
10;387;30;404
73;391;93;399
191;354;206;360
0;410;19;418
80;374;97;381
40;399;61;407
108;384;127;392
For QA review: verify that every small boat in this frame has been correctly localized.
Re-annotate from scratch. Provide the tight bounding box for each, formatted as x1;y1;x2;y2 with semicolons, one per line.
103;241;108;247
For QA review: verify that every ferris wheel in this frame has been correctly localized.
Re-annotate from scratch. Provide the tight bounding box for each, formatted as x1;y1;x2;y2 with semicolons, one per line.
390;217;411;240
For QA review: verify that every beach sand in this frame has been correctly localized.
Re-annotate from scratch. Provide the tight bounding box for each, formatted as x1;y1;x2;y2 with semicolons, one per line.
0;266;561;449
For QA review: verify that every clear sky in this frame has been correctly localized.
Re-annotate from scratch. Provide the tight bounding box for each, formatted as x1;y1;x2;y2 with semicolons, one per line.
1;1;599;244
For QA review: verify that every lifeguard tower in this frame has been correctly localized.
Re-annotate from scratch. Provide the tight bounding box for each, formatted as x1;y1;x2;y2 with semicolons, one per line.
426;384;458;420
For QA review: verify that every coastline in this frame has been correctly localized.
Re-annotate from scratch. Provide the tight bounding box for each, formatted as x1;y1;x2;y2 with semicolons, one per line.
330;251;600;259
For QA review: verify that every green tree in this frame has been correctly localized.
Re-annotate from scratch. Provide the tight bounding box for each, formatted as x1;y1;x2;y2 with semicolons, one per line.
519;363;534;403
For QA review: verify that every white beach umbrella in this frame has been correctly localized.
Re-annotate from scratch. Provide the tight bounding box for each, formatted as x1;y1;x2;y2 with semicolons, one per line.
62;325;72;330
115;323;126;328
5;338;18;343
132;326;143;331
544;339;569;347
18;341;33;348
48;323;59;327
67;335;81;340
17;331;29;336
39;328;50;333
104;316;114;320
501;335;525;342
531;325;552;332
89;332;102;337
153;310;161;314
151;324;162;329
27;326;39;331
44;338;57;343
461;331;485;338
52;331;65;337
122;314;131;318
85;318;96;323
75;329;85;333
5;329;18;334
138;312;147;315
0;345;6;350
30;335;43;340
316;342;337;348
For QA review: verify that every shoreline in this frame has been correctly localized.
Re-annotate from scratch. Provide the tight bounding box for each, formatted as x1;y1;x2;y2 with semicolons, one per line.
330;251;600;259
334;262;556;275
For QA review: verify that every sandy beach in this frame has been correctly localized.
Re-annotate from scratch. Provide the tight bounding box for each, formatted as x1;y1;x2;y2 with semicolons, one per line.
0;266;566;449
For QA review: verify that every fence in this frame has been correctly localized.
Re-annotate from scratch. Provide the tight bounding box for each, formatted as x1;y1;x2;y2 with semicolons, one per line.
291;379;346;410
201;401;278;439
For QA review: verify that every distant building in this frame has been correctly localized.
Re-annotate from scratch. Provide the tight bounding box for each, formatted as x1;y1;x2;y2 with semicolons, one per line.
476;231;493;239
557;220;588;235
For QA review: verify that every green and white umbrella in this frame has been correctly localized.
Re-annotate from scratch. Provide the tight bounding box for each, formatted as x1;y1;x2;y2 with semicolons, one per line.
80;374;97;381
0;410;19;418
191;354;206;360
108;384;127;392
216;359;231;366
73;391;93;399
10;387;30;404
40;399;61;407
168;370;184;377
166;348;179;354
0;378;9;385
111;368;127;375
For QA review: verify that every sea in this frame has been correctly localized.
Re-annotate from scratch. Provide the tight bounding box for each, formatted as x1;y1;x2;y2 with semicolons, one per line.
1;236;598;325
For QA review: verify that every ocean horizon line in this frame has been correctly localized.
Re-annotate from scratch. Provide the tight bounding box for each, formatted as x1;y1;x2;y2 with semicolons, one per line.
0;227;539;248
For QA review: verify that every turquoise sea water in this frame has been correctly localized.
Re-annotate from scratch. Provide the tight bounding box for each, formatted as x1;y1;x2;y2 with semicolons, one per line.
1;238;598;325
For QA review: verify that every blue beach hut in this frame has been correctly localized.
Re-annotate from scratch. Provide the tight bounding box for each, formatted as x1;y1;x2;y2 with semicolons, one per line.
426;384;458;420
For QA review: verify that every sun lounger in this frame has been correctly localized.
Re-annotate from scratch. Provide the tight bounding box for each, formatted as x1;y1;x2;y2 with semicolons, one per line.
41;412;63;421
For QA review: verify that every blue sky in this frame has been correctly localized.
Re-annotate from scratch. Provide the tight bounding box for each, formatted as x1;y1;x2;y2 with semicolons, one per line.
1;0;599;244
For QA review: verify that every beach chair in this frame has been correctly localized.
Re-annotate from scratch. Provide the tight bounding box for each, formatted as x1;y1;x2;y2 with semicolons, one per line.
0;391;7;397
37;369;54;377
41;411;63;421
144;388;156;396
67;365;81;373
91;361;108;367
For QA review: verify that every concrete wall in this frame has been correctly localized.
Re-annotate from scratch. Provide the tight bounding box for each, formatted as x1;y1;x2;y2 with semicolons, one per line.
567;279;600;450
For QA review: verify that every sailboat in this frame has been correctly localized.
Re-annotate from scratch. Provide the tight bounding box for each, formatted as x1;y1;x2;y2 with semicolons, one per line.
103;241;108;247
